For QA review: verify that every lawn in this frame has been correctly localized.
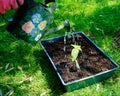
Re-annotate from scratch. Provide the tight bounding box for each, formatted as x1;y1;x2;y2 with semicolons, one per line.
0;0;120;96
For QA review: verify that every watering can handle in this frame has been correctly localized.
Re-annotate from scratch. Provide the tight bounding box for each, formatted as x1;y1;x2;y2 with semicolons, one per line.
44;0;57;13
44;0;56;4
21;0;56;8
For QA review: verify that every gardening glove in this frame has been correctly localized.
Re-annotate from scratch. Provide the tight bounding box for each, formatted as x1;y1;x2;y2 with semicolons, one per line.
0;0;24;14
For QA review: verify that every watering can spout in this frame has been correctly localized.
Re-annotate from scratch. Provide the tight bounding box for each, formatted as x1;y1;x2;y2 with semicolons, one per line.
46;2;58;13
44;20;71;36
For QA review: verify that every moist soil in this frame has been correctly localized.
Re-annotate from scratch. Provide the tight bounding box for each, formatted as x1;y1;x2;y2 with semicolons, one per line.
42;34;115;83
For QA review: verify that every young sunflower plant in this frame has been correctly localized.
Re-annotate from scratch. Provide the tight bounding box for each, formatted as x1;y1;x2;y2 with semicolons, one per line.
71;44;82;69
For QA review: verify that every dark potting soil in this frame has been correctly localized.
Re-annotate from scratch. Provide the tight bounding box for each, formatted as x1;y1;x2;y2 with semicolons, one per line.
42;34;115;83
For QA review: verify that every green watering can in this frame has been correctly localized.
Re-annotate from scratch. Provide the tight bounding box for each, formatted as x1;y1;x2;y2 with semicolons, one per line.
6;0;70;45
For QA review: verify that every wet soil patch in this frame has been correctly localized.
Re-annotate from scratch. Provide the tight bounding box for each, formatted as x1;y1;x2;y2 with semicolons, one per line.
42;34;115;83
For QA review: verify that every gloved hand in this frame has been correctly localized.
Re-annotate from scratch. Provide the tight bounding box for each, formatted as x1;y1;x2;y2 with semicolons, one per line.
0;0;24;14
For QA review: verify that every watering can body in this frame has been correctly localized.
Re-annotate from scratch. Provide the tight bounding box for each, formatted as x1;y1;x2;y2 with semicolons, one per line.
6;0;56;45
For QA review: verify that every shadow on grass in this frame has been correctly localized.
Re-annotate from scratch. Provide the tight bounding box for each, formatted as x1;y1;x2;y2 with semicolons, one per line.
33;49;66;95
0;83;29;96
0;27;40;95
0;29;34;75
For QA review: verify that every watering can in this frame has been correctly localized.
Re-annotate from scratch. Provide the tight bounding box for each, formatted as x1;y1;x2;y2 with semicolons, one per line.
6;0;70;45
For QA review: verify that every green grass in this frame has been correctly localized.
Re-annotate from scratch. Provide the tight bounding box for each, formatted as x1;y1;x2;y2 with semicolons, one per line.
0;0;120;95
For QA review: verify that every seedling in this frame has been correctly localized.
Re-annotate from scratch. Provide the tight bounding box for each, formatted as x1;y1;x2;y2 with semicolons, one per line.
71;44;82;69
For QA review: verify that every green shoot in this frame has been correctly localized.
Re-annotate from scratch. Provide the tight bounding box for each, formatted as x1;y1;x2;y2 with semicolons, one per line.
71;44;82;69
